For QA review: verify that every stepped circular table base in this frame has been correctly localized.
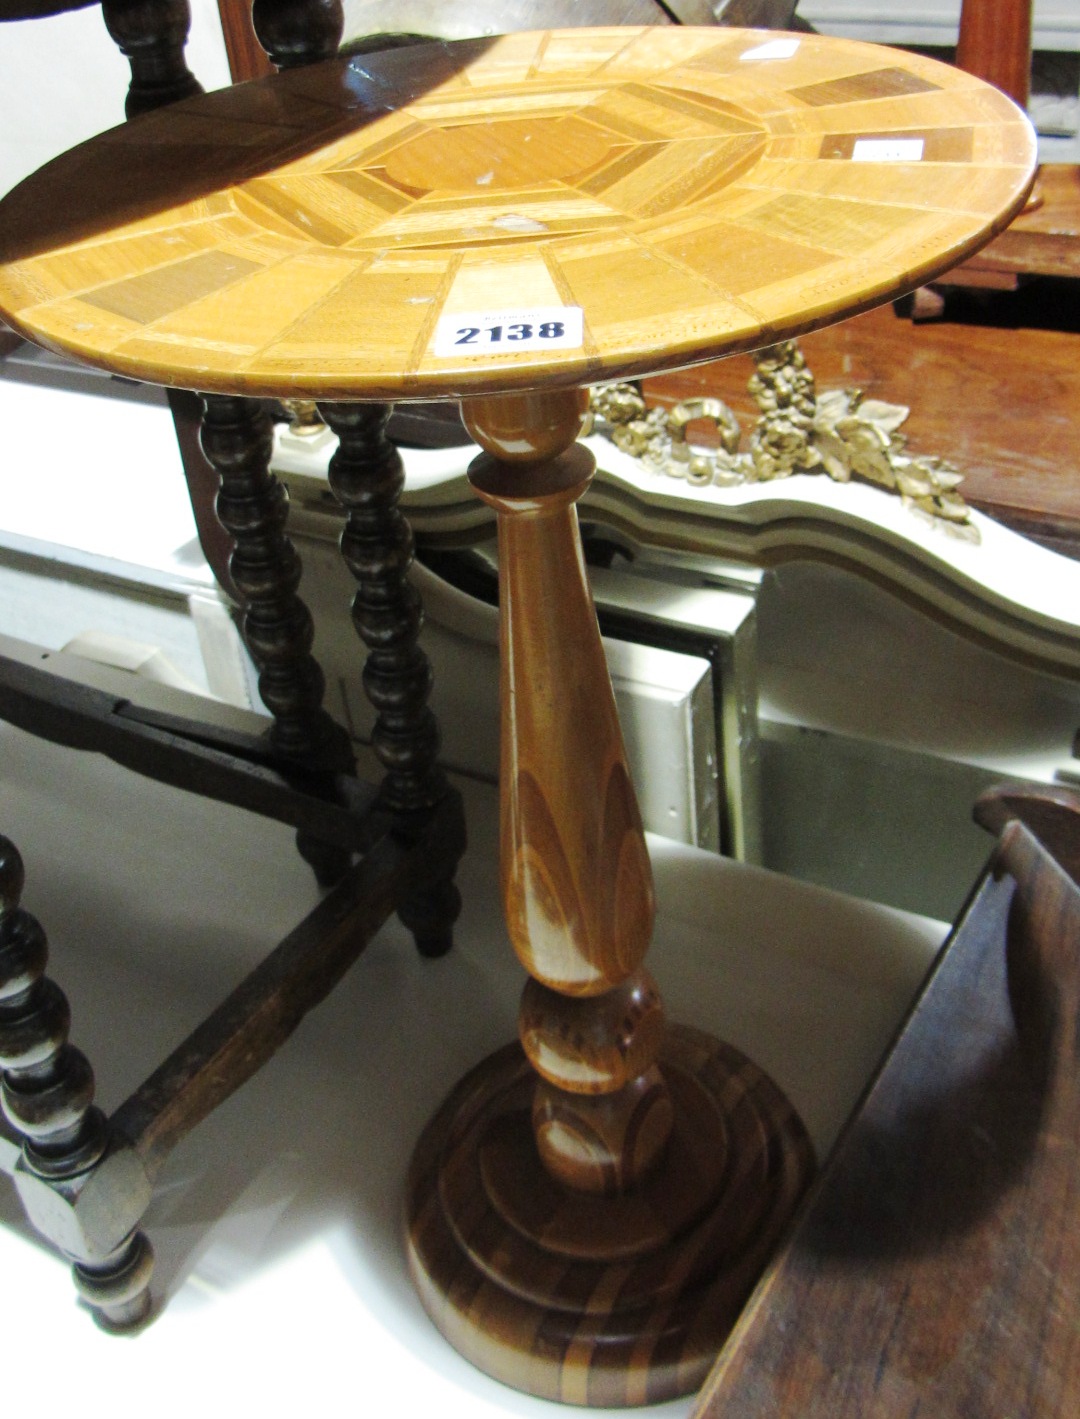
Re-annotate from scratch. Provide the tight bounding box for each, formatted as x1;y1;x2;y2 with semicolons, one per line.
406;1025;814;1407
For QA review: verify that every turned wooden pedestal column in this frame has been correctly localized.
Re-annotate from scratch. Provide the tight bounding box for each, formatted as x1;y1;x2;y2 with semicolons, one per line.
404;389;814;1407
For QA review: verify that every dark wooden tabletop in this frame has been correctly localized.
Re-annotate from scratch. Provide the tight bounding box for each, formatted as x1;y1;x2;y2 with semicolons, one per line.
0;1;97;19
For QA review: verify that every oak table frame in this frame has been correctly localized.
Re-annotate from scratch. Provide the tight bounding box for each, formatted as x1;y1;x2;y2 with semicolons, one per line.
0;25;1035;1403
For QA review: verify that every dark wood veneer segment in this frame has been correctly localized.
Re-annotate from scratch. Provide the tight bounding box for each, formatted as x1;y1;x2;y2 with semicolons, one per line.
0;1;95;15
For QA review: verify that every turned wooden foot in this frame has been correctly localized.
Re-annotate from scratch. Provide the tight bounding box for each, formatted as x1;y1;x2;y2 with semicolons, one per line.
73;1230;155;1331
405;389;813;1406
0;836;154;1330
397;876;462;960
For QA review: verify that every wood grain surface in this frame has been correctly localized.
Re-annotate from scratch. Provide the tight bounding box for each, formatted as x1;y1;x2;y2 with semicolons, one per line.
964;163;1080;280
694;791;1080;1419
406;1027;814;1407
216;0;274;82
467;441;656;999
956;0;1032;108
466;418;670;1203
402;386;813;1404
0;28;1036;400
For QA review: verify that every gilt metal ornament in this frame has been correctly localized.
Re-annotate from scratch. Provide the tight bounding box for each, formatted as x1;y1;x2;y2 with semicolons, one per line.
588;341;977;539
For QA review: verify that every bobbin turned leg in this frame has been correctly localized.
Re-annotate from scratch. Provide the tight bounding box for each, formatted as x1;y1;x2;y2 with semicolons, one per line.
318;402;462;958
102;0;203;118
199;394;356;887
251;0;345;70
0;838;153;1329
405;389;814;1408
251;0;463;947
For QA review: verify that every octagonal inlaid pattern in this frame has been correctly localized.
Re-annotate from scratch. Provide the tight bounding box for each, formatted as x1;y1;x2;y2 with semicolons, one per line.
0;28;1036;399
379;114;629;194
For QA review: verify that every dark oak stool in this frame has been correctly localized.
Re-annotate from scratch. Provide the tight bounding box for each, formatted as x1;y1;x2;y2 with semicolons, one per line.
0;0;464;1329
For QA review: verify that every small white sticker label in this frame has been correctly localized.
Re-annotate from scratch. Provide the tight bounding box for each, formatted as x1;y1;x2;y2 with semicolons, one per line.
741;38;801;62
852;138;925;163
433;306;584;358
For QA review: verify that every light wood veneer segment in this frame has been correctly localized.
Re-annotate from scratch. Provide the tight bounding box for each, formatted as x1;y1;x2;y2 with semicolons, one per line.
0;28;1036;400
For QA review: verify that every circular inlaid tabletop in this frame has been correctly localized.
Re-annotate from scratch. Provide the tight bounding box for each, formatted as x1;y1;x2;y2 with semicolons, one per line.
0;27;1035;400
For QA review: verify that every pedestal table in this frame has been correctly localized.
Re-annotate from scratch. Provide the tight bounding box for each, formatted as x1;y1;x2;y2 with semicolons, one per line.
0;25;1036;1405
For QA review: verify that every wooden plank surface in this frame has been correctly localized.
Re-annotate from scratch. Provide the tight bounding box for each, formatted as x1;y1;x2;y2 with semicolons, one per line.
0;28;1035;400
965;164;1080;279
694;798;1080;1419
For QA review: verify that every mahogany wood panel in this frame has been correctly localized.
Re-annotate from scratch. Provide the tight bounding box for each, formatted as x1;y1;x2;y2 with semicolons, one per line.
956;0;1032;109
695;791;1080;1418
974;781;1080;879
0;29;1036;401
216;0;274;81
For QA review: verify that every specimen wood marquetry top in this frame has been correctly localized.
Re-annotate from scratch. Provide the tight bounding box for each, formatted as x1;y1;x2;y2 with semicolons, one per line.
0;27;1036;399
